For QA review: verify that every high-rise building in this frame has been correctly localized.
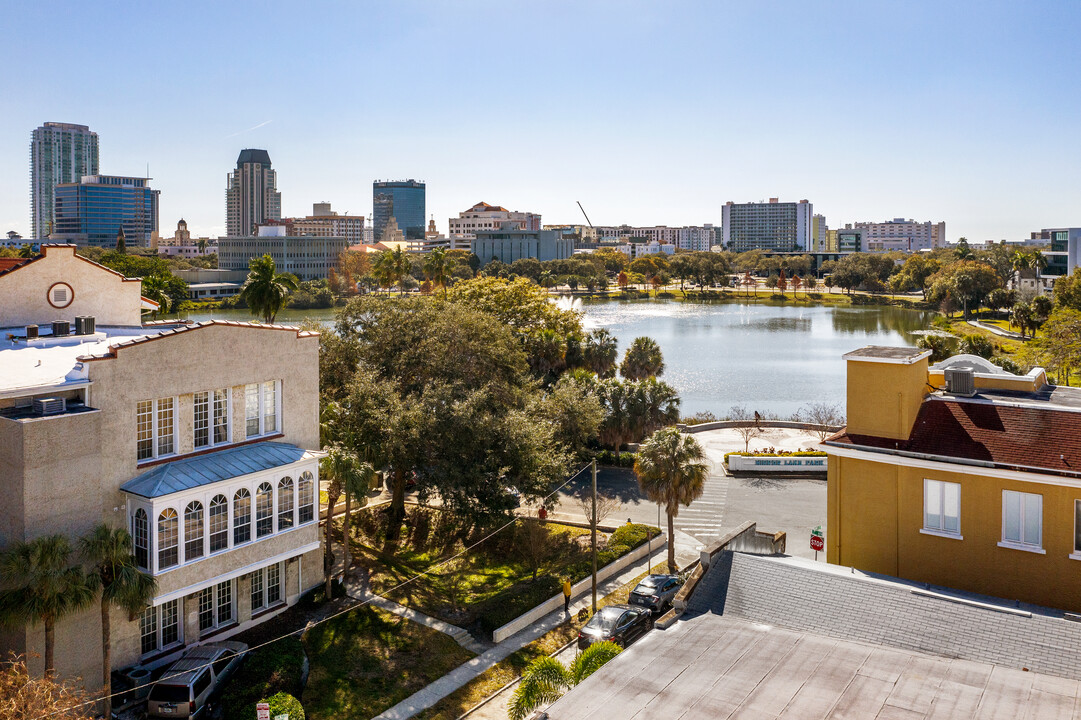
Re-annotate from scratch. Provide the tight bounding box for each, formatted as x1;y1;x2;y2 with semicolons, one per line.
226;149;281;237
372;180;425;241
51;175;160;248
721;198;813;252
854;218;945;253
812;214;828;252
449;202;541;240
30;122;99;238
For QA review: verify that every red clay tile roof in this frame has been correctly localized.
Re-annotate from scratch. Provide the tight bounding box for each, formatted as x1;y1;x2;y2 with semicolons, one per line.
0;258;28;272
77;320;319;362
829;398;1081;474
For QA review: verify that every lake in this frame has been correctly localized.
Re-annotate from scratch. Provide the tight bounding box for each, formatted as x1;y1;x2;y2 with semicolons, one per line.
179;299;934;418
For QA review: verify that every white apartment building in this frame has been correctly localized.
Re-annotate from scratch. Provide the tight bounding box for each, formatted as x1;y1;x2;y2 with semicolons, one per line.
279;203;365;245
854;218;945;253
594;225;716;252
722;199;814;252
613;241;677;259
449;202;541;240
0;245;322;687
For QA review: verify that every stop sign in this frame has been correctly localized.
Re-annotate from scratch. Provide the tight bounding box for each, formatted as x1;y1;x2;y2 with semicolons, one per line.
810;534;824;552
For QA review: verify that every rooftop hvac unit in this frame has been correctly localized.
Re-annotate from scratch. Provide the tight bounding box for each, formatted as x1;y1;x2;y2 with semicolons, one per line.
25;325;38;340
51;320;70;337
32;397;66;416
74;316;95;335
944;367;976;397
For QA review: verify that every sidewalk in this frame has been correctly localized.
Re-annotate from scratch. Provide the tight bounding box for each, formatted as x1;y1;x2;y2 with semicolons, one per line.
372;543;676;720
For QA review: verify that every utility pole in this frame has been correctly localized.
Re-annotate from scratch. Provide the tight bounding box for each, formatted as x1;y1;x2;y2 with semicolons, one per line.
591;458;598;613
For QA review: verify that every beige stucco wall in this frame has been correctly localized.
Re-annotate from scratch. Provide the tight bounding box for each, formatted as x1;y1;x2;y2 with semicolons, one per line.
0;245;144;328
1;321;321;690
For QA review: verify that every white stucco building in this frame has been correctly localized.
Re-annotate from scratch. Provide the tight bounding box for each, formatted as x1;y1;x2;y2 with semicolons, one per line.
854;218;946;252
449;202;541;240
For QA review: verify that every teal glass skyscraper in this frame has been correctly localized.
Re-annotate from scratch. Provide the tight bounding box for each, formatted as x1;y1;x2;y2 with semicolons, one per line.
51;175;160;248
30;122;99;238
373;180;425;241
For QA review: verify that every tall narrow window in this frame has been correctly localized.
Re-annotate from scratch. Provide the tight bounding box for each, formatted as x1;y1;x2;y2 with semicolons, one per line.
184;501;204;561
267;563;281;605
133;509;149;569
1075;500;1081;555
245;384;260;437
198;587;214;631
158;509;178;569
250;570;265;611
923;480;961;536
256;482;273;537
213;389;229;444
140;606;158;655
234;489;252;545
298;471;314;524
161;599;179;646
278;477;294;530
157;398;174;456
1002;490;1042;550
263;381;277;434
137;400;154;460
209;495;228;552
194;391;210;448
217;580;233;624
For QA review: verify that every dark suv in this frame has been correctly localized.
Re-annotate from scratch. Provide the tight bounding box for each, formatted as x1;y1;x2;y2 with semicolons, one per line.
627;574;681;615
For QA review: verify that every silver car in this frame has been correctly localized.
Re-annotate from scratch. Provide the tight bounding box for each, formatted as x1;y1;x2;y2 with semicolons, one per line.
146;641;247;718
627;574;681;615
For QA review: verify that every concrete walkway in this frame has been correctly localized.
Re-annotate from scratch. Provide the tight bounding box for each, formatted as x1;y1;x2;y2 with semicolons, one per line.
372;547;673;720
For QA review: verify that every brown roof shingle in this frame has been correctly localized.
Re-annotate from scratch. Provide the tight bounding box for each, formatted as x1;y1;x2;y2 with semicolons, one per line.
829;398;1081;474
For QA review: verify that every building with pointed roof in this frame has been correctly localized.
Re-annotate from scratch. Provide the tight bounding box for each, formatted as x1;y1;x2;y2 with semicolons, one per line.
226;149;281;237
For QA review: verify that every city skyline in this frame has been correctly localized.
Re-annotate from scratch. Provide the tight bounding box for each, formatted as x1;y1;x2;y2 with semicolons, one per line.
2;1;1079;241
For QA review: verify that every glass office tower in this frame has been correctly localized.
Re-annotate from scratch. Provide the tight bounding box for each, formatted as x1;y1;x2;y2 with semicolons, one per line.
52;175;160;247
372;180;425;240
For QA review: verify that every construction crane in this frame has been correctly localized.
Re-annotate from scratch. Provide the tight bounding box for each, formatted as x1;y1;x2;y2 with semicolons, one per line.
576;201;594;230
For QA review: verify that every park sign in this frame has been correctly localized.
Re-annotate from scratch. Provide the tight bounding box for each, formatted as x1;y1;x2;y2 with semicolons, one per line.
727;454;827;473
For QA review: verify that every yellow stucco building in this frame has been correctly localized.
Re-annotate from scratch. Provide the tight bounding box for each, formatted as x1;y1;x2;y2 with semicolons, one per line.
824;346;1081;613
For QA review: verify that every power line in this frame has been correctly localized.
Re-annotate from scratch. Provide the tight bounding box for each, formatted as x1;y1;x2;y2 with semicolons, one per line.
45;463;593;718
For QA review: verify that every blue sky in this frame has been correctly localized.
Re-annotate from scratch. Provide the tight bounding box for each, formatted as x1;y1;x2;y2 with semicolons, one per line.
2;1;1078;241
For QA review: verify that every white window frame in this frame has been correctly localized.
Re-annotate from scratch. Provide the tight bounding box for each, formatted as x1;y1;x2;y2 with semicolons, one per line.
198;580;235;635
245;380;281;439
137;397;178;462
194;389;231;450
140;599;182;657
920;479;962;540
250;563;285;613
999;489;1044;554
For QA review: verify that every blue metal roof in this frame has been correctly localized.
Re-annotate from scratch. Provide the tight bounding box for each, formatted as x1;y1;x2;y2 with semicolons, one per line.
121;442;311;499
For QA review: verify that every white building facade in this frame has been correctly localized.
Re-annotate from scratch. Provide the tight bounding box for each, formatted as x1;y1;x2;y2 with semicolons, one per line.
854;218;945;253
449;202;541;240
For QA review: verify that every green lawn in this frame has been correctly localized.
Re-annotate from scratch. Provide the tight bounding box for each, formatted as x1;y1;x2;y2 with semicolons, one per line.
302;605;476;720
358;519;653;634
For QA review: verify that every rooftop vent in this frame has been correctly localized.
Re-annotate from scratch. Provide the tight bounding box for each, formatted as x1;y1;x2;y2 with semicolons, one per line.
944;367;976;397
32;397;66;416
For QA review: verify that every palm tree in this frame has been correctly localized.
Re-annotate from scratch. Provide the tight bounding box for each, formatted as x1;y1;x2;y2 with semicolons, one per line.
508;641;622;720
634;428;709;572
423;247;451;297
0;535;97;675
582;329;618;377
620;337;665;381
238;254;299;324
141;275;173;318
81;524;157;717
320;447;375;596
196;236;209;254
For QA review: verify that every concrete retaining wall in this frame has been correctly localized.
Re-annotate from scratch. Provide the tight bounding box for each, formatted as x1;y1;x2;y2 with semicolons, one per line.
491;533;667;643
727;454;827;473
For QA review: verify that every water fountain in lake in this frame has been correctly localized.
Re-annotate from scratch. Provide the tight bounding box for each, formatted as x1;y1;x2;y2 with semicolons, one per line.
554;295;583;312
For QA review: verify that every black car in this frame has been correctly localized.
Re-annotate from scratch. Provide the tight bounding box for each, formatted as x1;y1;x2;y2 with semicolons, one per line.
627;574;682;615
577;604;652;650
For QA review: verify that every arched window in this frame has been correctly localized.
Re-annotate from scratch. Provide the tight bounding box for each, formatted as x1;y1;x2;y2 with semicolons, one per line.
234;489;251;545
209;495;228;552
158;509;178;569
184;501;204;561
133;509;149;569
298;471;314;524
256;482;273;537
278;477;294;530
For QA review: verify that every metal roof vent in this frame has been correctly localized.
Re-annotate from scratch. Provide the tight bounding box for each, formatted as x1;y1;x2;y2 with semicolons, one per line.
32;397;66;416
944;367;976;397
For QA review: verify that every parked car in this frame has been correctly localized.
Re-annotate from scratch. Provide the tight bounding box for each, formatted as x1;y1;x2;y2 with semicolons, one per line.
627;574;682;615
577;604;652;650
146;641;247;718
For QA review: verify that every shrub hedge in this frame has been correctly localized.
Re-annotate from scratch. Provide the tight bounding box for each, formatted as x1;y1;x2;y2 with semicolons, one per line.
220;637;306;719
